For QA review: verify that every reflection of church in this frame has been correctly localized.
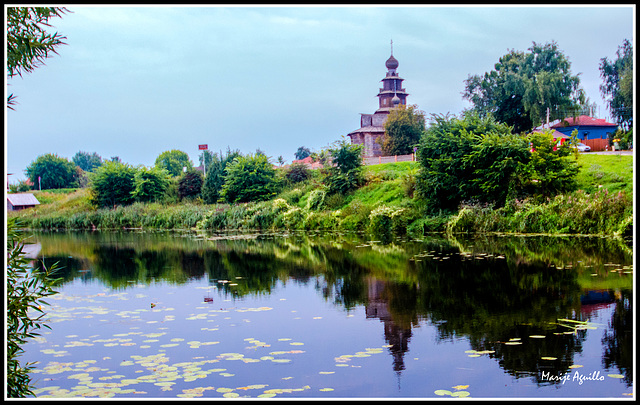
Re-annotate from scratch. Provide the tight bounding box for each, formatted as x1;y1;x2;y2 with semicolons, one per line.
365;277;412;375
347;42;409;157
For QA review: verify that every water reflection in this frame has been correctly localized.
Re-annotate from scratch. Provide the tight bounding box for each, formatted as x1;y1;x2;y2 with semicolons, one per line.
30;230;633;389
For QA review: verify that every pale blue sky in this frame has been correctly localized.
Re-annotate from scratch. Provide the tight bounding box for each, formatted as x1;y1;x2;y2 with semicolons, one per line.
5;5;635;182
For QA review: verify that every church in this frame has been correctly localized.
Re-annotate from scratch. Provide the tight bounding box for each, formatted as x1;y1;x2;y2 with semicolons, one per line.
347;45;409;157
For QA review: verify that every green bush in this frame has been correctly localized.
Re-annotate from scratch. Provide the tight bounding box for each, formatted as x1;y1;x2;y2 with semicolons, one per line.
221;154;279;203
306;189;326;211
178;170;204;200
132;166;170;203
89;161;136;208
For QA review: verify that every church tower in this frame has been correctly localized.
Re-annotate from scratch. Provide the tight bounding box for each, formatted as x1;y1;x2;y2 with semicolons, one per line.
347;42;409;157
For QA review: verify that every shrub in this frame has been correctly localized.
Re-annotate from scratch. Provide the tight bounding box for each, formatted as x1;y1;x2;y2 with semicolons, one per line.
306;189;326;211
368;205;406;236
285;162;312;183
324;138;364;195
89;161;136;208
132;166;170;203
221;154;279;203
178;170;204;200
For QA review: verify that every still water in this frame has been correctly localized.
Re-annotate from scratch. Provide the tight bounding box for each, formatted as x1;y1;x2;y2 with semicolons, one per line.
21;230;633;399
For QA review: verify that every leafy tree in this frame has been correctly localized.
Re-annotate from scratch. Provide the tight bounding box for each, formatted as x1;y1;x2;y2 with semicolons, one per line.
89;160;136;208
285;162;312;184
221;153;279;203
131;166;170;203
599;39;633;130
72;151;102;172
381;104;426;155
154;149;192;177
518;130;579;198
178;170;204;200
25;153;77;190
324;137;364;195
463;41;586;133
416;113;527;211
294;146;312;160
6;7;68;108
201;149;241;204
7;218;59;397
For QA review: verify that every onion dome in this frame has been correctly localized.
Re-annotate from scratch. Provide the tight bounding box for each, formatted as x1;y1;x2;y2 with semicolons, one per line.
385;55;399;70
392;94;401;105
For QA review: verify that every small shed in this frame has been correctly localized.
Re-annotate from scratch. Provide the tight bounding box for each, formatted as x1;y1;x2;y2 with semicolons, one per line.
7;193;40;211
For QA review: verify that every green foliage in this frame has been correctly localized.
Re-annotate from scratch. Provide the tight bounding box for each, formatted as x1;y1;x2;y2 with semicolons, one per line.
306;188;326;211
178;170;204;200
221;153;279;203
6;218;60;397
463;41;586;132
294;146;312;160
72;151;103;172
201;149;241;204
381;104;426;155
6;7;67;108
519;130;579;198
154;149;192;177
285;162;312;183
131;165;170;203
324;138;364;195
599;39;633;130
368;205;407;239
448;189;632;236
416;112;521;211
89;160;136;208
25;153;78;190
9;179;32;193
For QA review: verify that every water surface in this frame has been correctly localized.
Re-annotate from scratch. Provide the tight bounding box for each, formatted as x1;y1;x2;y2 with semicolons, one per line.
22;231;633;398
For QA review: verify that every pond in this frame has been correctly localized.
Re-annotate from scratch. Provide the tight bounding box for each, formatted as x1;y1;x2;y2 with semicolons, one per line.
20;230;633;399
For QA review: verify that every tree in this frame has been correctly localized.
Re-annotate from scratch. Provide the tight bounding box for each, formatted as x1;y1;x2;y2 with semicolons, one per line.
221;153;279;203
294;146;312;160
416;113;529;211
285;162;312;184
178;170;204;200
154;149;192;177
72;151;103;172
599;39;633;130
463;41;586;133
25;153;77;190
381;104;426;155
518;130;579;198
201;149;241;204
324;137;364;195
89;160;136;208
6;7;68;108
131;166;170;203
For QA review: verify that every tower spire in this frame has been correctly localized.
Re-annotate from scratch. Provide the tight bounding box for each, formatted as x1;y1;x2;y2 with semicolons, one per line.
390;39;393;56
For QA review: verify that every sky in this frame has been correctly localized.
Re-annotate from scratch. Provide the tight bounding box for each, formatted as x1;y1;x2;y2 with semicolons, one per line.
4;4;635;182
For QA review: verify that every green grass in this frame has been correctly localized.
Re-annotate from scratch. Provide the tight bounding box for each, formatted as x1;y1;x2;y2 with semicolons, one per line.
574;154;633;195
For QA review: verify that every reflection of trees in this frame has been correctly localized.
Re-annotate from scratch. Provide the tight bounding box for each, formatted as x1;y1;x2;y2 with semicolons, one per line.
602;289;633;386
32;230;633;386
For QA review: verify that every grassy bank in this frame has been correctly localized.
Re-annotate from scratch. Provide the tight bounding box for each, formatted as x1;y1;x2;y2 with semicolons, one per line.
8;154;633;239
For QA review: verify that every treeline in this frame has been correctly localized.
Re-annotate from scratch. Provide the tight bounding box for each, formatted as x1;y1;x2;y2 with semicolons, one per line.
11;113;633;240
